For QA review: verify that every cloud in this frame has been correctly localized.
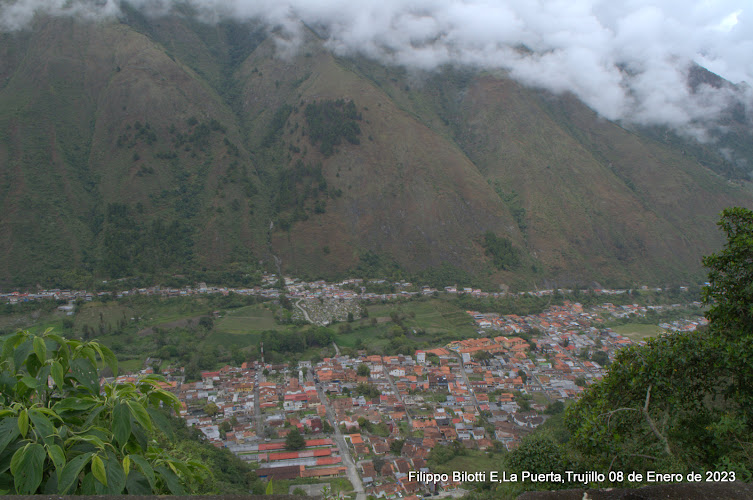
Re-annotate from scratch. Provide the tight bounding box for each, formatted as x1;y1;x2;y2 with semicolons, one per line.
1;0;752;135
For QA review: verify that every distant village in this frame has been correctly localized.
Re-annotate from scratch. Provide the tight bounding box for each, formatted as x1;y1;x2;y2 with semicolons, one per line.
2;272;696;309
105;297;706;499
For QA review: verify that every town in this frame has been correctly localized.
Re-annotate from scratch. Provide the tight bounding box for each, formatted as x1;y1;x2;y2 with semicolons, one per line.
2;274;707;498
100;292;706;499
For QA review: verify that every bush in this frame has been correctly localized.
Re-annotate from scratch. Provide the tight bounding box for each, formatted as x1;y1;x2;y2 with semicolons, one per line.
0;330;205;494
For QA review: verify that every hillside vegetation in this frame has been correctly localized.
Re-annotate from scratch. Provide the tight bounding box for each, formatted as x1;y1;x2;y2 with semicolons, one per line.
1;16;752;288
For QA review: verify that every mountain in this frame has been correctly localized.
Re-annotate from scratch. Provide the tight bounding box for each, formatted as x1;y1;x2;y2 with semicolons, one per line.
0;13;751;289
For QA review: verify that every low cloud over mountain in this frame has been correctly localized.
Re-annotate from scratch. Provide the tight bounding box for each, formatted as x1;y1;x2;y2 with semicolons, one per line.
2;0;752;137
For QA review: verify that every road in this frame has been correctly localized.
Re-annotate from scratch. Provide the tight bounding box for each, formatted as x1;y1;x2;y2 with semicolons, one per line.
295;299;315;324
454;353;481;414
383;365;413;428
310;370;366;500
254;367;266;436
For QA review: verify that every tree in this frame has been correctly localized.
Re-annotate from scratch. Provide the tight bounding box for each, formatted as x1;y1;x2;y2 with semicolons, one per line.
357;364;371;377
505;433;569;489
566;207;753;480
203;402;219;417
285;428;306;451
702;207;753;339
390;439;405;456
473;350;492;362
0;329;205;495
198;316;214;330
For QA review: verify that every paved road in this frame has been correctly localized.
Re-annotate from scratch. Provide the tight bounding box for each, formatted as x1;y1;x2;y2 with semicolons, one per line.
254;369;264;435
455;353;482;414
310;370;365;500
295;299;315;324
383;365;413;428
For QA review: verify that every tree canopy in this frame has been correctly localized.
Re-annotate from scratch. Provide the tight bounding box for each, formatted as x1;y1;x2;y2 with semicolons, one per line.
702;206;753;339
565;207;753;480
285;427;305;451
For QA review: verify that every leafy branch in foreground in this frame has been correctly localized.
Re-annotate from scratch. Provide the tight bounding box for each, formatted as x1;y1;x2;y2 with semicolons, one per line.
566;207;753;480
0;329;206;494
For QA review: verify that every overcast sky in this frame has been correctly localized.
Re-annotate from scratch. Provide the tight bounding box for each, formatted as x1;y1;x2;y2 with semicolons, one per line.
1;0;751;136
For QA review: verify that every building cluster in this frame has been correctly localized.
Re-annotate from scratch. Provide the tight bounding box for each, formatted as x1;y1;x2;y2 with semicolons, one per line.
103;299;682;497
2;274;693;306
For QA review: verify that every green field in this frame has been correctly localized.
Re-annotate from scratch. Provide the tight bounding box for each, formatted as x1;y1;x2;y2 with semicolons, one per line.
368;298;476;334
6;296;478;372
215;304;281;333
611;323;665;341
334;297;478;354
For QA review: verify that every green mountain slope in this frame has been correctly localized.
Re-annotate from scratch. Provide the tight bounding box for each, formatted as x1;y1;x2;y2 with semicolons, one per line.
0;15;751;288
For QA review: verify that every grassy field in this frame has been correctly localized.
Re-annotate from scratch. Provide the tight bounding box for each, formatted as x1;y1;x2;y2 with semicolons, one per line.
369;297;476;334
611;323;665;341
336;297;478;352
215;304;281;334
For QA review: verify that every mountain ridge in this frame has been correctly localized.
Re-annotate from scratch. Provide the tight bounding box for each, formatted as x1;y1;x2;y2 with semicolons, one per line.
0;14;751;289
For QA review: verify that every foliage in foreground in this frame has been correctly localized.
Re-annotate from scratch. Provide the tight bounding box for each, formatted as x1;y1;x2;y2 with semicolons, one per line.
565;207;753;480
0;329;205;494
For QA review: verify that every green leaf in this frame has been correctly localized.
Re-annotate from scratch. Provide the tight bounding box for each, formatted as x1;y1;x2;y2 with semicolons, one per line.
10;443;45;494
1;333;23;363
66;434;106;450
80;471;96;494
0;417;20;456
148;389;179;411
28;410;55;446
155;464;184;495
13;339;33;373
122;455;130;477
44;332;67;347
70;358;100;394
78;346;98;370
53;397;97;412
126;401;152;432
94;451;126;494
50;361;65;390
19;375;38;389
0;450;15;476
58;452;94;494
125;470;151;495
82;405;105;428
91;455;107;486
17;410;28;439
131;422;148;452
33;336;47;363
47;444;65;473
146;407;173;440
112;403;131;448
128;455;155;490
99;344;118;377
